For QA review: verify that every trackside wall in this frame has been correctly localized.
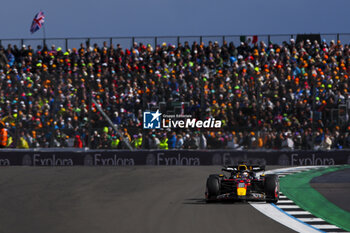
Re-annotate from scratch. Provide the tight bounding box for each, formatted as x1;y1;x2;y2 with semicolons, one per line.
0;149;350;166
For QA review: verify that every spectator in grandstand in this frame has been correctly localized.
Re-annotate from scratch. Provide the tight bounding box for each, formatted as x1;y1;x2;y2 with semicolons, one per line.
199;133;207;149
175;134;184;149
159;134;168;150
0;122;8;148
226;133;240;149
131;133;142;149
0;48;8;69
149;134;160;149
117;136;130;149
184;134;199;149
281;132;294;150
74;135;83;148
320;134;332;150
111;136;120;149
90;131;100;149
167;132;176;149
345;132;350;148
99;132;111;149
17;131;29;149
0;37;349;150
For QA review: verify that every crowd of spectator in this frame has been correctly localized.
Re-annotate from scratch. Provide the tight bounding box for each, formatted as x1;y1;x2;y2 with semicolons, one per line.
0;37;350;150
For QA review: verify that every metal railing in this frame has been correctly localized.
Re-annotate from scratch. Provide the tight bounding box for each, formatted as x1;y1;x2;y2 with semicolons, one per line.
1;33;350;51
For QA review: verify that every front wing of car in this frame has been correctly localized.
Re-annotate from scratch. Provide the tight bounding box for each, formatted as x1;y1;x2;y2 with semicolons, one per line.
215;192;269;201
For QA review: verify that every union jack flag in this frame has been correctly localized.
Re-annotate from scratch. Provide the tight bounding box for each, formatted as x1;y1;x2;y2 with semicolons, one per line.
30;11;45;34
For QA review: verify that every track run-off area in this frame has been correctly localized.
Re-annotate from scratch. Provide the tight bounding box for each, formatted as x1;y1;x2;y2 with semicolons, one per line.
253;165;350;233
0;165;348;233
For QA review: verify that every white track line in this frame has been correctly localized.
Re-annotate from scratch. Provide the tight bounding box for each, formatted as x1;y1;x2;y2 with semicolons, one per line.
277;200;294;203
297;218;325;222
250;203;322;233
263;166;327;175
326;232;350;233
276;205;301;209
285;211;313;215
312;225;341;229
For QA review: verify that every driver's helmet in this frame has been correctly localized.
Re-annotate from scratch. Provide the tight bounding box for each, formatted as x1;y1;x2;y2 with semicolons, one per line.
242;171;249;178
238;164;248;171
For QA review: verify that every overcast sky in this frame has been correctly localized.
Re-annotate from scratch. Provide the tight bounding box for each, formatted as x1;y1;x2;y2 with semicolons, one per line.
1;0;350;47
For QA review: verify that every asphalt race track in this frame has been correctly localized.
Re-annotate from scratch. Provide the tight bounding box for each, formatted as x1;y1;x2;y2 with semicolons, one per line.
0;166;295;233
311;168;350;212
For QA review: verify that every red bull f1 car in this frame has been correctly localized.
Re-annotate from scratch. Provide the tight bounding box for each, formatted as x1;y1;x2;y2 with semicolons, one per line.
205;164;279;203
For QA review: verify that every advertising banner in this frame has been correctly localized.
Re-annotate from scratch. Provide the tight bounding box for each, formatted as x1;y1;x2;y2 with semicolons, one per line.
0;150;349;166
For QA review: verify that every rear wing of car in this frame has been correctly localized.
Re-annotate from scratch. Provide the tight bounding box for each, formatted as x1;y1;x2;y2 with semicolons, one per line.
223;165;265;172
249;165;266;172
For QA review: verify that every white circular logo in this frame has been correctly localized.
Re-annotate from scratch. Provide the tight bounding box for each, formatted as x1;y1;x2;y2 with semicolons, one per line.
146;153;156;165
84;154;93;166
22;154;32;166
212;153;222;165
278;154;290;166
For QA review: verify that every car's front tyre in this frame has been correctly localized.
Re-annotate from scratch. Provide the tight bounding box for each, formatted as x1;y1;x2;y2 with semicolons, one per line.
264;174;279;203
206;175;220;202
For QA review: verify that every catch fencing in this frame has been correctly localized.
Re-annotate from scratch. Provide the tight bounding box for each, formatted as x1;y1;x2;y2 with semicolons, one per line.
2;33;350;51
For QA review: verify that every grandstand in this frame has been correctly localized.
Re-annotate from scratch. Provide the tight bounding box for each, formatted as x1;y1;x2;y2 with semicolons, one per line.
0;34;349;150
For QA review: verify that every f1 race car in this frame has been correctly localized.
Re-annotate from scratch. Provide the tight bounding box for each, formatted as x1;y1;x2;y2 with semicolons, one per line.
205;164;279;203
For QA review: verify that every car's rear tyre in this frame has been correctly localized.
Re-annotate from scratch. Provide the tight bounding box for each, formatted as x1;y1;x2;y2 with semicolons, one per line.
206;175;220;202
264;174;279;203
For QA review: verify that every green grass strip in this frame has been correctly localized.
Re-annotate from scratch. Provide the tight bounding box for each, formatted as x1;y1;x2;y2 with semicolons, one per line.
280;165;350;232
